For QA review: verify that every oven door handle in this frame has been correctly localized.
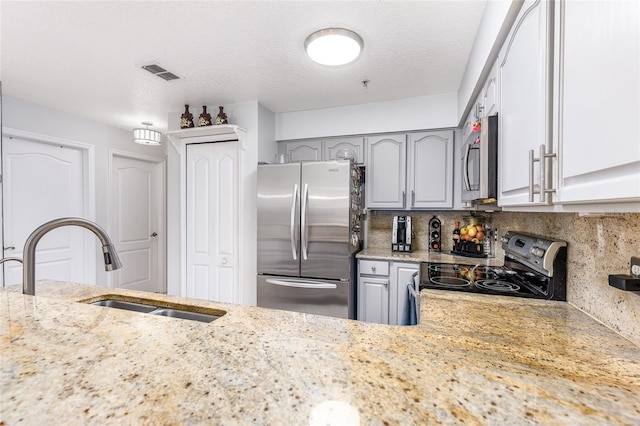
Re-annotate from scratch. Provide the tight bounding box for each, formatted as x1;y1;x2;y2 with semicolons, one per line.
462;143;472;191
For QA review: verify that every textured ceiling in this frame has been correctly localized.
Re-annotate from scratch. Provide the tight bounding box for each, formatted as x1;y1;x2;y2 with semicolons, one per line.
1;1;486;132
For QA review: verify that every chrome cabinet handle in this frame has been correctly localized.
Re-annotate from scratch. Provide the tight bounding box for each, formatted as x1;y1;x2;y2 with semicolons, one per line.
411;190;415;207
529;145;556;203
301;183;309;260
290;183;299;260
3;246;15;251
384;280;389;288
371;265;376;273
540;144;557;202
529;149;538;202
151;232;158;237
402;191;406;206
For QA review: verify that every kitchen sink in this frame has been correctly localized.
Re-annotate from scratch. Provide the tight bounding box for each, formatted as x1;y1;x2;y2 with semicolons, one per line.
90;299;157;313
85;297;224;323
148;308;220;323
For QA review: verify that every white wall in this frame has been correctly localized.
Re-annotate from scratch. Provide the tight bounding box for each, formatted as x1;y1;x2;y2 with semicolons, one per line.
275;93;458;141
2;95;166;285
456;0;524;124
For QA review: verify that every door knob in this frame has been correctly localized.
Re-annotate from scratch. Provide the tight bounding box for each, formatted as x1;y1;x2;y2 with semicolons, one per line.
151;232;158;237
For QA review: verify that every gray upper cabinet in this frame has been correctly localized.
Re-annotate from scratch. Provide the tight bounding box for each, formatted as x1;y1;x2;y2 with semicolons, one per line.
365;134;407;209
278;140;322;162
323;137;365;164
407;130;454;209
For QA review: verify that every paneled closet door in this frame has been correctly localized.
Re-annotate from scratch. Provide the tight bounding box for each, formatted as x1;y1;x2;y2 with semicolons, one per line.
186;142;239;303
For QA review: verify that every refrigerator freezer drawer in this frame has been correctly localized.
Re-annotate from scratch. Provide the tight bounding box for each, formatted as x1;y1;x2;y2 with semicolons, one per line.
257;275;353;319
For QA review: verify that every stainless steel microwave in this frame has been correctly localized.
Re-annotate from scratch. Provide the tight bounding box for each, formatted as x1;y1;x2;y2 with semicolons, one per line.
461;114;498;203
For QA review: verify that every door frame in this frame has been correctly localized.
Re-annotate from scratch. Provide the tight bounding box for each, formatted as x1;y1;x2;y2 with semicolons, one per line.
107;149;167;291
1;127;96;285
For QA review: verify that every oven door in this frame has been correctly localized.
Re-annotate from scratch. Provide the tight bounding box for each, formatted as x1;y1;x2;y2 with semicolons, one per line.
257;275;353;319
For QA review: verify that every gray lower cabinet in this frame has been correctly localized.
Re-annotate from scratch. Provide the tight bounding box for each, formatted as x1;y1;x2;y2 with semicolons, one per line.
357;259;419;325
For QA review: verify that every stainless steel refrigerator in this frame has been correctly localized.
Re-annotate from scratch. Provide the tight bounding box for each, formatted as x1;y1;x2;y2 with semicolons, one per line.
257;160;362;319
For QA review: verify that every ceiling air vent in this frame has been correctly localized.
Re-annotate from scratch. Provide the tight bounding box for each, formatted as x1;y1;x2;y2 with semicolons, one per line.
141;64;180;81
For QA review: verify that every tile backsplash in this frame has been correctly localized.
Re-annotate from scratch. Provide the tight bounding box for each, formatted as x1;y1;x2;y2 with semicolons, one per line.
366;210;640;346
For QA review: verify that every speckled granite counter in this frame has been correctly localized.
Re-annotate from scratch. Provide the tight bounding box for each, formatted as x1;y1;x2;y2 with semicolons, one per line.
2;281;639;424
357;248;503;266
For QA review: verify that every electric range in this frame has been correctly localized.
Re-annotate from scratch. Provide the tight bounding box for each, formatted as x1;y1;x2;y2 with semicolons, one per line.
421;231;567;301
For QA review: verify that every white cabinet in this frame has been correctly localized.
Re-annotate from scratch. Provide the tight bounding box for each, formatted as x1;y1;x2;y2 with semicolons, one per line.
552;0;640;205
482;61;499;118
365;134;407;209
185;142;239;303
389;262;420;326
357;259;419;325
407;130;454;209
495;0;640;210
279;140;322;162
324;137;365;164
498;0;554;207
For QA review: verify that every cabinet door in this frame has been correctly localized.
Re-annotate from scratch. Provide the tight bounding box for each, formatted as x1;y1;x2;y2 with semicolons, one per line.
482;60;499;117
279;140;323;162
553;0;640;205
407;130;454;209
389;262;419;326
365;134;407;209
498;0;554;207
186;142;239;303
324;137;365;164
357;276;389;324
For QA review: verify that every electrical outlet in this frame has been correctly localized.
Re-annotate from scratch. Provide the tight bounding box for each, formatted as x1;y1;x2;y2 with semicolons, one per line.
631;257;640;277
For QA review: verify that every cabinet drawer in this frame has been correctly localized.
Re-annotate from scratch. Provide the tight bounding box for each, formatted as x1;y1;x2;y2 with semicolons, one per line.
359;260;389;276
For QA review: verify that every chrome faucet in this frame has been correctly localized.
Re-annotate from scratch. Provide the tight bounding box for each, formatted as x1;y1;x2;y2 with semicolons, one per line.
22;217;122;295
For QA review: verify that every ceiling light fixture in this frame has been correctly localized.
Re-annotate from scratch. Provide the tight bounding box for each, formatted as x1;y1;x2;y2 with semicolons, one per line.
305;28;363;66
133;122;162;146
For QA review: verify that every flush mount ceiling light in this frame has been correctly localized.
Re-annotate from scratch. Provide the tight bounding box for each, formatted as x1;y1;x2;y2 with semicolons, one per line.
305;28;363;66
133;122;162;146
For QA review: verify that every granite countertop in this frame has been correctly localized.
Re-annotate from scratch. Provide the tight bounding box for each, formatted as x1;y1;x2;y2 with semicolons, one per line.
357;248;503;266
2;281;639;424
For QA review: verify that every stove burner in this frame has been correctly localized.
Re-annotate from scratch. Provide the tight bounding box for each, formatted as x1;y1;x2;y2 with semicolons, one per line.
475;279;521;293
429;276;470;288
491;268;517;276
428;264;460;273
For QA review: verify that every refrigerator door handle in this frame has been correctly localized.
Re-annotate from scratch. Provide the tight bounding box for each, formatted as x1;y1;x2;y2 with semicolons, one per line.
301;183;309;260
265;278;337;289
290;183;299;260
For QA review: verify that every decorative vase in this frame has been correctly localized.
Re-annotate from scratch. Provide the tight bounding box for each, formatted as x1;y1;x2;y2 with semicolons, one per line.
198;106;212;126
180;105;194;129
215;106;228;125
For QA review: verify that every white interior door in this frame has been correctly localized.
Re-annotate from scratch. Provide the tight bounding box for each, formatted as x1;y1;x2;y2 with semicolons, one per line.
1;134;90;286
110;154;165;293
186;142;239;303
